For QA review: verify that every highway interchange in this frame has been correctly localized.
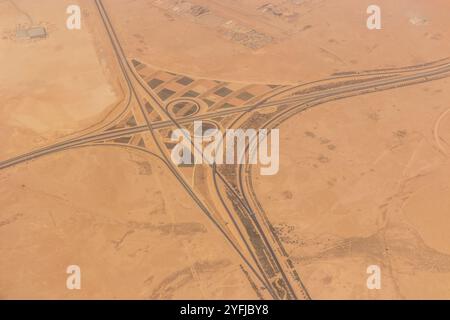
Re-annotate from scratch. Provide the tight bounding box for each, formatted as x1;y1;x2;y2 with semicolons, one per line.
1;0;450;299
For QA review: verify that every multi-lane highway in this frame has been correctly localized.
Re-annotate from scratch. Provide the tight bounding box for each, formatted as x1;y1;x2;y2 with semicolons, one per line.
1;0;450;299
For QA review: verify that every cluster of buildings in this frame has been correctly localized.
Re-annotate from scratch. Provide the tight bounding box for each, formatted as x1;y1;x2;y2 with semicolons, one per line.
15;26;47;40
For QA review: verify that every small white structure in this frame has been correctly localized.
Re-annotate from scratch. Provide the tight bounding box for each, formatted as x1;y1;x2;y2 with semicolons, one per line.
28;26;47;39
15;28;29;39
15;26;47;40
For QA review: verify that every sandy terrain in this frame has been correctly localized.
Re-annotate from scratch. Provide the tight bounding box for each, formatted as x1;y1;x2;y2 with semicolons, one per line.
107;0;450;83
0;0;119;159
254;78;450;299
1;0;449;300
0;146;257;299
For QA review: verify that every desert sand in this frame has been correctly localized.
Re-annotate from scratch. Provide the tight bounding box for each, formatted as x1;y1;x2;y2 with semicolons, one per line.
1;0;449;299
